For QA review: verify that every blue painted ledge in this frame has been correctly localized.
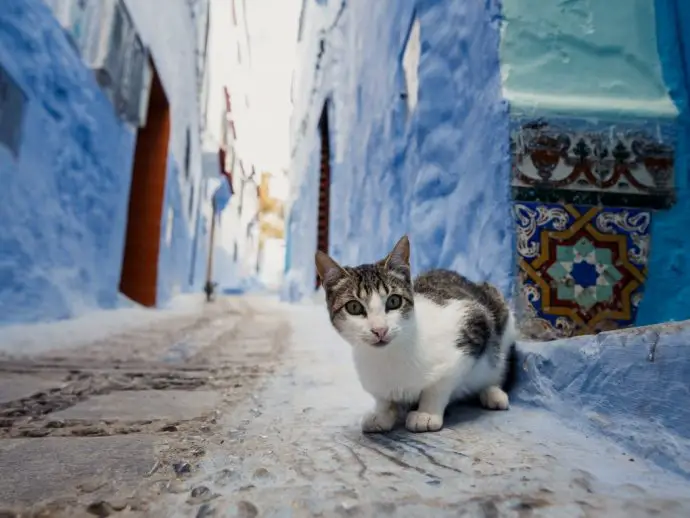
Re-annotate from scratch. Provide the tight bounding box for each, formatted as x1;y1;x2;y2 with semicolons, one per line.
514;322;690;479
222;288;246;295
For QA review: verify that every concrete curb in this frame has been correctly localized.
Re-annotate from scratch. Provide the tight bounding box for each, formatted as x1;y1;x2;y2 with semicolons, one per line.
515;321;690;479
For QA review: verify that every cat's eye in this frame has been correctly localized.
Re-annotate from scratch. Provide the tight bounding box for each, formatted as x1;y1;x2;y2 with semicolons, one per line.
386;294;403;311
345;300;365;316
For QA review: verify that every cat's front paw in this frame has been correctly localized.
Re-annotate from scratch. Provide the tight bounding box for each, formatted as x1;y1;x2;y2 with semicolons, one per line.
405;411;443;433
479;386;509;410
361;409;397;433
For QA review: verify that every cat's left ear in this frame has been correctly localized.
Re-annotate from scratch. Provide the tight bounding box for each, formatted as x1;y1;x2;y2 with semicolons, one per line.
315;250;347;285
384;235;410;270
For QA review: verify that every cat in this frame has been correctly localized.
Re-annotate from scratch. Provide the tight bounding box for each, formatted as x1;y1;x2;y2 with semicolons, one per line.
315;235;518;433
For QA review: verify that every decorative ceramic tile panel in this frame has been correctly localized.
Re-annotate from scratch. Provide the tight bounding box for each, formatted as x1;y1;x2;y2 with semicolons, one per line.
514;201;650;340
511;120;675;210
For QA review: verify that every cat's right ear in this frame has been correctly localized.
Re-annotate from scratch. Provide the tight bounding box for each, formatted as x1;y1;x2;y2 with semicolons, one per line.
384;235;410;270
315;251;346;285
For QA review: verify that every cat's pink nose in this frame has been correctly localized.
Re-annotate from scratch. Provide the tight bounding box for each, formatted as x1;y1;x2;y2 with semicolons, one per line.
371;327;389;340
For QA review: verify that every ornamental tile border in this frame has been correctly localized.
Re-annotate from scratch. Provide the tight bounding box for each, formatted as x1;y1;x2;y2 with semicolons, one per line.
510;119;676;210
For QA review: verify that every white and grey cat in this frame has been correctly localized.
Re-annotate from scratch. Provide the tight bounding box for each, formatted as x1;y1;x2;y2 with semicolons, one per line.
315;235;518;434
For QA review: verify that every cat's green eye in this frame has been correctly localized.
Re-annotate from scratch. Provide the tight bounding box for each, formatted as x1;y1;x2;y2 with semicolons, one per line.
386;294;403;311
345;300;365;316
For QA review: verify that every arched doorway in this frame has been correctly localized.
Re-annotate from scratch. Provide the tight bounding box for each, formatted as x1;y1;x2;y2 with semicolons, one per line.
119;62;170;306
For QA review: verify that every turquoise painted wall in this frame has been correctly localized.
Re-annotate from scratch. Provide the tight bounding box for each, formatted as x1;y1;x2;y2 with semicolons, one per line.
500;0;676;118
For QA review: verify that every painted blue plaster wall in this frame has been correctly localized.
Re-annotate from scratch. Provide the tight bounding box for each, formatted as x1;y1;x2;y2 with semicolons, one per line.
186;179;215;294
192;211;210;289
0;0;208;325
516;323;690;479
638;0;690;325
157;159;195;306
0;0;136;325
284;0;512;301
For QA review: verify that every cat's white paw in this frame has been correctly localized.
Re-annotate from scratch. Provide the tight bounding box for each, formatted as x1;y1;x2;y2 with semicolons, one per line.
361;409;396;433
405;411;444;433
479;386;509;410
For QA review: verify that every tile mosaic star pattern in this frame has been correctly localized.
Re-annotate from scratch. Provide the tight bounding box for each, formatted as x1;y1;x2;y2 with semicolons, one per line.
514;201;650;340
546;237;623;310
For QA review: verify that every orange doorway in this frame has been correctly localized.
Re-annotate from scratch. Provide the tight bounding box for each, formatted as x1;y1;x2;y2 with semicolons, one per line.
316;101;331;289
119;63;171;306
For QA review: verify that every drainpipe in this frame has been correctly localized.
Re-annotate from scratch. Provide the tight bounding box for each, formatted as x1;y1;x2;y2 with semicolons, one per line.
204;197;217;302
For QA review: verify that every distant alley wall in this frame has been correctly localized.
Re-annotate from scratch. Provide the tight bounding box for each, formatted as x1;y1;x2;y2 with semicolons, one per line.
284;0;512;302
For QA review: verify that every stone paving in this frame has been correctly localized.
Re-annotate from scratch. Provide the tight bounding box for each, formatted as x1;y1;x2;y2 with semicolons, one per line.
0;297;287;517
0;297;689;517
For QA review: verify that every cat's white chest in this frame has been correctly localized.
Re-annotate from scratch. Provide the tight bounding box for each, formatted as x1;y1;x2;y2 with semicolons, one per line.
352;296;468;403
353;347;430;403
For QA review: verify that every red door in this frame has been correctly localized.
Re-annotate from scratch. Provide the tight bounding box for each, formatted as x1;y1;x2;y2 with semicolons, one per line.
316;102;331;289
119;64;171;306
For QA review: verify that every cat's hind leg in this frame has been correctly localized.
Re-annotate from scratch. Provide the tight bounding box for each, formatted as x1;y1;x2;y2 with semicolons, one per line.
362;399;398;433
405;378;455;433
479;385;509;410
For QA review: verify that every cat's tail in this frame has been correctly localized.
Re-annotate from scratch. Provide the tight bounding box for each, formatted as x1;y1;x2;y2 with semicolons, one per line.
499;310;519;394
501;342;519;394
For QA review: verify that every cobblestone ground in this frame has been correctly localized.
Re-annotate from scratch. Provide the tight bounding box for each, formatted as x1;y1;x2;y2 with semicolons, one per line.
0;296;288;517
1;296;689;517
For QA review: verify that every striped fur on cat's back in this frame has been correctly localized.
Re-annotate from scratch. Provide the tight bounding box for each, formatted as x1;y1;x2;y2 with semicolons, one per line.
315;236;517;434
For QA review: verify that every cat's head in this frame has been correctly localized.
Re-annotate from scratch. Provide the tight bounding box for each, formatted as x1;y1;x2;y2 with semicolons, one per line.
315;236;414;349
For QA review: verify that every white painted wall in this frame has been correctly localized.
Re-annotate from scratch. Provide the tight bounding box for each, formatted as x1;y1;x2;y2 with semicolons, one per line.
260;238;286;289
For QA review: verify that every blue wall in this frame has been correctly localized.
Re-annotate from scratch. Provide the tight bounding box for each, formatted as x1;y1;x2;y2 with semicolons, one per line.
0;1;136;325
0;0;207;326
638;0;690;325
284;0;513;301
157;159;195;305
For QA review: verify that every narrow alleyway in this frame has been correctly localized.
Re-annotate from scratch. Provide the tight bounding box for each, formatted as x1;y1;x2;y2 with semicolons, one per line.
1;297;689;517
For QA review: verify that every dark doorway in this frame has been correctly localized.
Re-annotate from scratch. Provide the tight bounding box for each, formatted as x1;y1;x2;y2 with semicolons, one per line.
316;101;331;289
119;63;171;306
